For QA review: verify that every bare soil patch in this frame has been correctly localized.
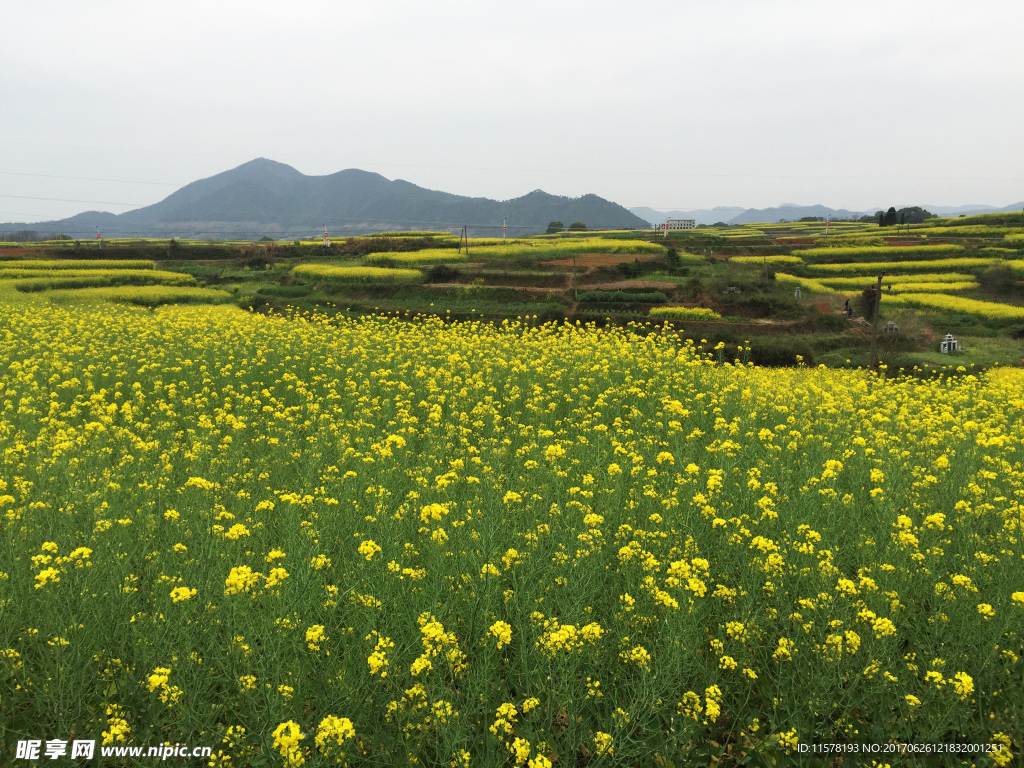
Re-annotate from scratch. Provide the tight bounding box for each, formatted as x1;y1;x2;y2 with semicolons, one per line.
542;252;662;269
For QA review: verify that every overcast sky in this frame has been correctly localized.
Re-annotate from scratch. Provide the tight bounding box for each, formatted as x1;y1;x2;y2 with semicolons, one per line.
2;0;1023;223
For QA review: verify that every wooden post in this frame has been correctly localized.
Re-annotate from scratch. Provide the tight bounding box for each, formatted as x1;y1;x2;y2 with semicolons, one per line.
869;274;884;371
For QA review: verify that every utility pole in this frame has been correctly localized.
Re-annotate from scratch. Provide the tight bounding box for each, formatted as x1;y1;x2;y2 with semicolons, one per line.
868;273;885;371
323;225;329;257
503;218;507;244
96;226;102;255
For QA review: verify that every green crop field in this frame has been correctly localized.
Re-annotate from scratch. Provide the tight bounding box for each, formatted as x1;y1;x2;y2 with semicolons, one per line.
797;245;966;264
0;259;156;271
292;265;425;284
363;250;468;266
39;285;234;307
3;270;195;292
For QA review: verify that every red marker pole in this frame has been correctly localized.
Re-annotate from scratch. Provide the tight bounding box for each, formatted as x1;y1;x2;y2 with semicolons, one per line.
96;227;102;255
503;218;507;244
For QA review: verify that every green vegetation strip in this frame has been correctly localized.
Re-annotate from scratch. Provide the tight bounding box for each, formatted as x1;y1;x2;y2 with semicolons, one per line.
0;259;156;270
577;290;668;304
730;255;804;266
9;270;196;293
363;250;467;265
887;282;978;293
797;245;965;263
293;265;424;284
42;286;232;307
463;238;666;260
812;237;885;247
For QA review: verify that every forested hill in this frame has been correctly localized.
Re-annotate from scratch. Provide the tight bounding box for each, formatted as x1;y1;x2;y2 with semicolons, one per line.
2;158;651;238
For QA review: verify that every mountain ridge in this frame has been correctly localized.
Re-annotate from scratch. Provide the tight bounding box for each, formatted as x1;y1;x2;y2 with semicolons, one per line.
1;158;651;238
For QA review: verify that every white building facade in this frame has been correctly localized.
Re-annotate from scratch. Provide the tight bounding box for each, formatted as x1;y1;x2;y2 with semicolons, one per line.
665;219;696;230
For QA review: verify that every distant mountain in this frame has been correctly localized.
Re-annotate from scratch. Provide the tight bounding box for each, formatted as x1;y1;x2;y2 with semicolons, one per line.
631;201;1024;227
920;202;1024;217
727;205;866;225
630;206;746;227
0;159;650;238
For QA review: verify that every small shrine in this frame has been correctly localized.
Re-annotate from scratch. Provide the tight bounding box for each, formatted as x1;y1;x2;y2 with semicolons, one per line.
884;321;900;334
793;287;802;299
940;333;960;353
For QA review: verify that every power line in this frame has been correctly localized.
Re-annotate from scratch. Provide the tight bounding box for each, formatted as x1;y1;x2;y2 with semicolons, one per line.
0;170;180;186
0;209;56;219
0;193;145;207
2;140;1023;183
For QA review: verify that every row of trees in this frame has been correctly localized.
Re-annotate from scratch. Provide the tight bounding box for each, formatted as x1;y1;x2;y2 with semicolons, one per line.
546;221;588;234
0;230;72;241
857;206;936;226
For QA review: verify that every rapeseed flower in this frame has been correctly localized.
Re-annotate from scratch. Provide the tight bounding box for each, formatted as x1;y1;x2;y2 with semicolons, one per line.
272;720;305;767
489;620;512;650
169;587;196;602
357;540;381;560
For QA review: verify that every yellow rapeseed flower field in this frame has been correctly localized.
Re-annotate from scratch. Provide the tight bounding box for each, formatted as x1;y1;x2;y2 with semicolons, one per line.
648;306;723;321
817;273;977;288
775;273;840;295
806;258;999;274
0;297;1020;764
881;292;1024;321
729;256;804;266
